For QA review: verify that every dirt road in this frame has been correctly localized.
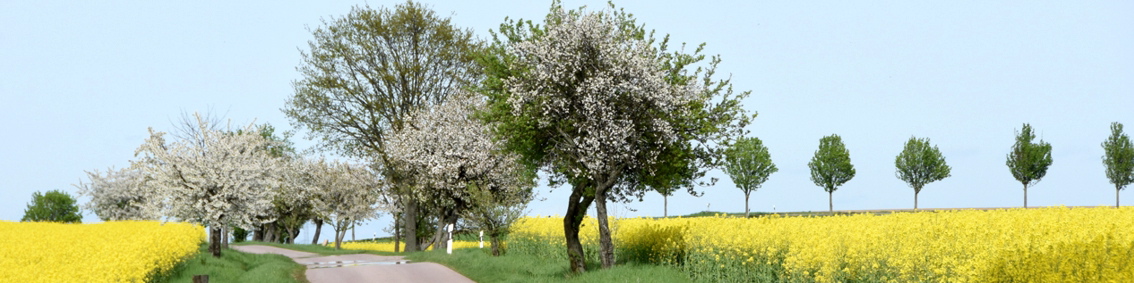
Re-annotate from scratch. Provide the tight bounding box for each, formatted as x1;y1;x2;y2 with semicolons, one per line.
232;245;474;283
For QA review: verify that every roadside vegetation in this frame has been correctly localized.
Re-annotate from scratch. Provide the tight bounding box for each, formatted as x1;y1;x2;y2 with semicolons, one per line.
158;243;306;283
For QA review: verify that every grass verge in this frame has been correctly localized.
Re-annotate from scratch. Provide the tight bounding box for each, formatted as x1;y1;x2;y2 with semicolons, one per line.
406;248;691;283
156;243;307;283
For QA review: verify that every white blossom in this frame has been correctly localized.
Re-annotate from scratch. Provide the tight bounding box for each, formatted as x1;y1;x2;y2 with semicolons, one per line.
75;166;163;221
386;92;529;213
133;113;285;230
504;8;695;181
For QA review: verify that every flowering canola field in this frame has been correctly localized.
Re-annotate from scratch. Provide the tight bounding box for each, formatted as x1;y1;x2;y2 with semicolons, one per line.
0;221;204;283
334;240;491;252
511;206;1134;282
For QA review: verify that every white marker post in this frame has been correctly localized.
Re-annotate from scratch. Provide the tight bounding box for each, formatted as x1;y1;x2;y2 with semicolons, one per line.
446;223;454;255
479;231;484;248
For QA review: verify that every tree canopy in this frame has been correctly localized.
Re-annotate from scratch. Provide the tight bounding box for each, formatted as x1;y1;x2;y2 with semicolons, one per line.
283;1;482;252
1006;123;1053;208
22;190;82;223
894;136;951;209
481;2;751;272
722;136;777;217
809;134;855;212
1102;122;1134;207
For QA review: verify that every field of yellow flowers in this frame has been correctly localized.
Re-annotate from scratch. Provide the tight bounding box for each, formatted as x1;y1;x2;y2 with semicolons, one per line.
511;206;1134;282
334;240;491;252
0;221;204;282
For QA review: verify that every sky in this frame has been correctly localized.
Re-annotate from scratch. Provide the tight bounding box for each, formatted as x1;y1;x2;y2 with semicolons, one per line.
2;1;1132;243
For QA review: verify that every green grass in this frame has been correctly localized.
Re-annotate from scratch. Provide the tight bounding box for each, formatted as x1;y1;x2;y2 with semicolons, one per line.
157;243;306;283
406;248;691;283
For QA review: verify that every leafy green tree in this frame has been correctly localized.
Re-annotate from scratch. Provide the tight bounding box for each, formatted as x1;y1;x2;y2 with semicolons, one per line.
21;190;82;223
809;134;855;212
894;137;952;209
1006;123;1053;208
283;1;481;252
1102;122;1134;207
722;137;778;217
479;3;751;272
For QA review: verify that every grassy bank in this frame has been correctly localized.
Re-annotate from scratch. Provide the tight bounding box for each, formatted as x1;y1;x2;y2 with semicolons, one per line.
406;248;690;283
157;243;306;283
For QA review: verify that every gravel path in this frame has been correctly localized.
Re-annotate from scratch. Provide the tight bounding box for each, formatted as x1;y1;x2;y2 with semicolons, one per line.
231;245;474;283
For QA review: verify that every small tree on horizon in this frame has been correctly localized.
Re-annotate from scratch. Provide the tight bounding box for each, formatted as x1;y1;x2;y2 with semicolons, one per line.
22;190;82;223
723;136;778;217
1006;123;1053;208
1102;122;1134;208
809;134;855;213
894;136;952;210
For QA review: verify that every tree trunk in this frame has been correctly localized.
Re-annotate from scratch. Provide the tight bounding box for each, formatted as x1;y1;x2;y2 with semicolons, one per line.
595;192;615;269
1117;185;1121;208
394;212;402;253
745;191;751;218
311;218;323;245
352;223;356;242
404;200;419;252
222;226;229;249
914;189;919;210
490;234;502;256
253;226;264;242
334;223;347;250
1024;184;1029;208
563;189;594;274
663;194;668;218
829;191;834;213
209;226;222;257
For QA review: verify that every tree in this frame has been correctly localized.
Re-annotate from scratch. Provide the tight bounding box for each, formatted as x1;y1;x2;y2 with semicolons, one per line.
134;113;285;257
481;3;750;272
722;137;777;217
809;134;855;212
22;190;82;223
1006;123;1053;208
75;166;163;221
894;136;951;209
283;1;481;252
1102;122;1134;208
386;92;534;251
307;159;385;250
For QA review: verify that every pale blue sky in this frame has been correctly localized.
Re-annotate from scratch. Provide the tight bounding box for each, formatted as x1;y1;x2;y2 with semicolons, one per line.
2;1;1132;242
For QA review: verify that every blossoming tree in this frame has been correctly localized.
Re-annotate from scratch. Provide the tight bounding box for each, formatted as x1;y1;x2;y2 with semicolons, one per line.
483;3;751;272
307;159;384;250
75;166;164;221
134;113;286;257
387;92;533;251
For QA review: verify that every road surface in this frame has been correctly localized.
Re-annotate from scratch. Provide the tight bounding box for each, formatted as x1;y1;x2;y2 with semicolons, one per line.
231;245;475;283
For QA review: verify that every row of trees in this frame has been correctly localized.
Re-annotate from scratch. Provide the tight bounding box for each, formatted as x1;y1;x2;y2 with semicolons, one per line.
76;114;388;257
717;122;1134;214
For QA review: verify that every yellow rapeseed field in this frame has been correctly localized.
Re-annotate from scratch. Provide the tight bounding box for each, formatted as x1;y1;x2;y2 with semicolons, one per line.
512;206;1134;282
334;240;491;252
0;221;205;283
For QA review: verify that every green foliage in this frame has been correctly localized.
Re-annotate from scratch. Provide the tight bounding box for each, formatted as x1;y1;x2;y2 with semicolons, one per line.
232;227;249;243
809;135;855;193
895;137;951;209
283;0;481;159
1102;122;1134;206
722;136;777;216
1006;124;1053;207
21;190;82;223
157;243;305;283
